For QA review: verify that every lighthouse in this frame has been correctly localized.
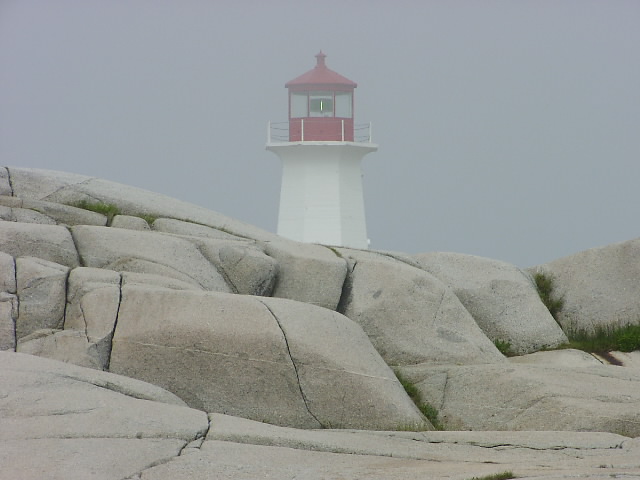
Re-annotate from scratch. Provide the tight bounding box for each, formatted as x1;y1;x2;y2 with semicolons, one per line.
266;52;377;249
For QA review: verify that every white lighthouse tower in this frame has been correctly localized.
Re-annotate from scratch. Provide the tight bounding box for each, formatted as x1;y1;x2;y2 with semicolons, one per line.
267;52;377;249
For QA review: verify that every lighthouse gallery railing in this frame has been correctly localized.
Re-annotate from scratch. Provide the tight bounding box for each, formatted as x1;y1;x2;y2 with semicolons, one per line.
267;121;373;144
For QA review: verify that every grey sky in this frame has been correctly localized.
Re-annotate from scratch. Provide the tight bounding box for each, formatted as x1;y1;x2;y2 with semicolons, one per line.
1;0;638;267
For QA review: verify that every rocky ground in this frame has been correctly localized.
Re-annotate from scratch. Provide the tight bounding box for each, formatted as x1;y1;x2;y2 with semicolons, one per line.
1;166;640;479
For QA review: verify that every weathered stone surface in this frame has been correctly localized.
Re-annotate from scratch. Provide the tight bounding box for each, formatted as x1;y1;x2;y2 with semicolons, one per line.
152;217;242;240
110;286;317;428
264;239;348;310
258;297;429;430
0;222;80;267
7;166;640;479
53;267;121;368
111;214;152;230
111;287;424;430
337;249;504;366
121;271;203;290
530;238;640;333
136;414;640;480
8;167;278;242
22;198;108;226
0;250;16;293
8;207;58;224
206;413;633;463
0;167;11;195
71;225;231;291
0;293;17;351
1;439;186;480
606;351;640;369
0;196;107;226
509;348;603;367
5;167;93;202
17;328;104;369
200;241;278;296
414;252;568;354
400;362;640;436
65;267;121;336
0;252;17;350
15;257;69;340
0;195;22;208
0;351;208;480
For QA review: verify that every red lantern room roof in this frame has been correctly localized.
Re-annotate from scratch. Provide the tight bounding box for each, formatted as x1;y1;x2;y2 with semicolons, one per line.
285;51;357;89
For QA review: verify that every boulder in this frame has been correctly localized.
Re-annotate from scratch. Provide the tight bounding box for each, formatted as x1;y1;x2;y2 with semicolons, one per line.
110;286;317;427
399;362;640;436
110;214;152;230
71;225;231;292
63;267;122;368
258;297;429;430
198;240;279;296
263;239;347;310
15;257;69;340
17;329;104;369
0;222;80;267
110;286;426;430
414;252;567;354
530;238;640;333
337;249;504;366
0;351;209;480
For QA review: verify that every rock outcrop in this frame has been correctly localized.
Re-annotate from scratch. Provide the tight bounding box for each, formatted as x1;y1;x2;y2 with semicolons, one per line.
2;166;640;479
415;252;568;354
530;238;640;333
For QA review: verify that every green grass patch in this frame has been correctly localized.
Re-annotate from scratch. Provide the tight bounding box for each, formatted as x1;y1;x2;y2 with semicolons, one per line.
74;200;120;224
494;339;514;357
138;214;157;225
394;370;444;430
533;272;564;320
468;472;515;480
566;323;640;353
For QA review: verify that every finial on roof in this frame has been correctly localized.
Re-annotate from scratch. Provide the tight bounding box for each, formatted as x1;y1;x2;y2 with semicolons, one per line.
315;51;327;67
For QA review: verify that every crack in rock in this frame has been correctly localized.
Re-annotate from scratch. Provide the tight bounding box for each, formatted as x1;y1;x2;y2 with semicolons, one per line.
257;299;324;428
105;273;123;371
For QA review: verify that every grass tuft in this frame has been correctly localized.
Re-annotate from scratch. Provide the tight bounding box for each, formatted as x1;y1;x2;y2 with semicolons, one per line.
394;370;444;430
468;472;516;480
533;272;564;320
566;323;640;353
494;339;514;357
138;214;157;225
74;200;120;224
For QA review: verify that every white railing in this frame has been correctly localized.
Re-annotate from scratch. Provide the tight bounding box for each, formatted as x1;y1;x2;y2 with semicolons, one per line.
267;120;373;144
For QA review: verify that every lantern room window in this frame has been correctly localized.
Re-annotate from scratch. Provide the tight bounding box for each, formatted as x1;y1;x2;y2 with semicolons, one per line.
335;91;352;118
289;90;353;119
309;92;333;117
290;92;308;118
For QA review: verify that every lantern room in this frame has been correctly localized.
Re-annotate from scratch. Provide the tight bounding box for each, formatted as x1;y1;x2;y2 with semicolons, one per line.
285;51;357;142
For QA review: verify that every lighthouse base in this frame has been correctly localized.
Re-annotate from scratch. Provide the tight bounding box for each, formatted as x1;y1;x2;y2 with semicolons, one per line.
267;141;377;250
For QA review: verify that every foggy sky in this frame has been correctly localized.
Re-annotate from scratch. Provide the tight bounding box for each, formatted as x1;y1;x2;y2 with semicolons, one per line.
1;0;639;267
